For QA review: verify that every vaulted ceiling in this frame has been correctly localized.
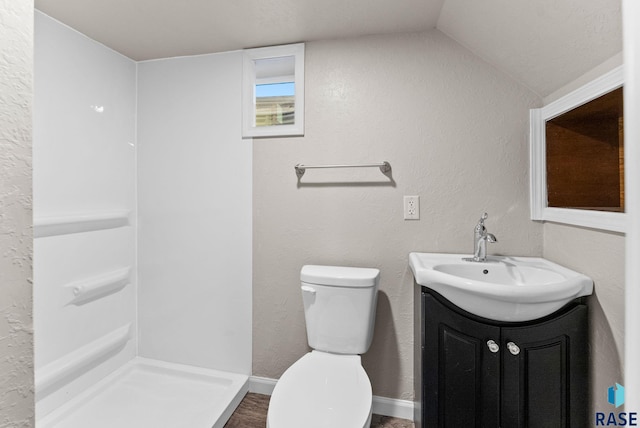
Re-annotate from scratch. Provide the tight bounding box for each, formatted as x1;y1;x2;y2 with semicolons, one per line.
34;0;621;97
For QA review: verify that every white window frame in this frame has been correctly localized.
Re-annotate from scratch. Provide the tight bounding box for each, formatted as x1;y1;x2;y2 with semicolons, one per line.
242;43;304;138
530;65;626;233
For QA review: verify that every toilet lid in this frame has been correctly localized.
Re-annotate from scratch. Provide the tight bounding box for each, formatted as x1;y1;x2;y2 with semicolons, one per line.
268;351;372;428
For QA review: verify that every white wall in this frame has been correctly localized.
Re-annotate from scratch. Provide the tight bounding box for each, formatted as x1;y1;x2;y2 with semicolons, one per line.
543;52;623;104
34;12;137;417
0;0;34;425
252;30;543;400
543;224;624;412
136;52;252;375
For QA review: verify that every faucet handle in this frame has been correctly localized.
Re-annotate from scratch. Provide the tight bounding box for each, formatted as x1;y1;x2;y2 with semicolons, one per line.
475;213;488;232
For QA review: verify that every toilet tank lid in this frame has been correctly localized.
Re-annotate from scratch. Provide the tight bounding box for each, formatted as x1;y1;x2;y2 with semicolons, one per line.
301;265;380;288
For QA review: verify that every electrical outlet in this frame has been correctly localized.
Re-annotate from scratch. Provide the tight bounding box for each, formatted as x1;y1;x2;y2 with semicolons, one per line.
404;195;420;220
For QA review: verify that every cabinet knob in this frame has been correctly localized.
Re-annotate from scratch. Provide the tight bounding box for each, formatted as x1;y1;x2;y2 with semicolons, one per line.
487;340;500;353
507;341;520;355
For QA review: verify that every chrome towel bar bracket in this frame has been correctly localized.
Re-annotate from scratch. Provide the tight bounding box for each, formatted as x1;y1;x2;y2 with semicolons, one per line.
294;161;391;179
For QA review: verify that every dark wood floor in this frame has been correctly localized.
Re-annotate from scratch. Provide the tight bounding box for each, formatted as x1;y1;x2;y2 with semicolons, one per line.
224;393;414;428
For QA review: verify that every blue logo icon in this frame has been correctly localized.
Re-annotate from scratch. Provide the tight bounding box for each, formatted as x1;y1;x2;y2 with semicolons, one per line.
608;383;625;408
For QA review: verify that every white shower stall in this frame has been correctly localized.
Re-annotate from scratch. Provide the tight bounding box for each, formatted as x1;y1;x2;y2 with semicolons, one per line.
33;12;252;427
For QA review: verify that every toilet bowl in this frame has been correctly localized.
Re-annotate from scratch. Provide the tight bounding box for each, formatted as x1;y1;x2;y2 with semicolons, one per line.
267;351;372;428
266;265;379;428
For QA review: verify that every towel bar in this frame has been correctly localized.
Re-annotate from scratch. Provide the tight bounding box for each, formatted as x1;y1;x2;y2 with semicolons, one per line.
294;161;391;178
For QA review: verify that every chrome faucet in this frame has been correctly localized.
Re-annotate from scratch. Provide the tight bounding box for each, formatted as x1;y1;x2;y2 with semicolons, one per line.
465;213;497;262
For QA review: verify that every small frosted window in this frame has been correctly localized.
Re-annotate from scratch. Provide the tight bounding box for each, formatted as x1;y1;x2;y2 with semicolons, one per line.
255;82;295;126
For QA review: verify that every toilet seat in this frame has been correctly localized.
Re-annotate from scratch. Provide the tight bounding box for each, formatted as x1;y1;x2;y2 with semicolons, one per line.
267;351;373;428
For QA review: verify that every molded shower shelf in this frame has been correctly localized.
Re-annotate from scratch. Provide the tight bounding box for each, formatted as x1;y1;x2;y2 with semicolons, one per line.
34;211;131;238
36;324;132;396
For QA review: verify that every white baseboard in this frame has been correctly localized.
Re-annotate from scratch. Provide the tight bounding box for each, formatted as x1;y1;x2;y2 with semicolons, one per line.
372;395;414;420
249;375;277;395
248;376;414;420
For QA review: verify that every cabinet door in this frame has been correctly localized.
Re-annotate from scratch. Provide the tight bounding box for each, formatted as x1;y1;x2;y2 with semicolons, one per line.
501;305;588;428
423;292;501;427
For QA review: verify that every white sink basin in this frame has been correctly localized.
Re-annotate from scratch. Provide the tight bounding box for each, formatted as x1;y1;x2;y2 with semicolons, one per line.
409;252;593;322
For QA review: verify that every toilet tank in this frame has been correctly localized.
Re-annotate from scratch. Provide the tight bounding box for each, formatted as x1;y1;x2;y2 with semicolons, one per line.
300;265;379;355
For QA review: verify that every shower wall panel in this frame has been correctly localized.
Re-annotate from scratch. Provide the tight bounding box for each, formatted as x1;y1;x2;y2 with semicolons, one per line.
136;52;252;375
33;12;137;418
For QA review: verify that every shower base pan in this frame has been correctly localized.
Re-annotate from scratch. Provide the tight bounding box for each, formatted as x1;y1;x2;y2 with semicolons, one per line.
37;357;249;428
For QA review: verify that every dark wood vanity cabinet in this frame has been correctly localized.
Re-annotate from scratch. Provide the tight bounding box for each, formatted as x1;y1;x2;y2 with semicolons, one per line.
415;288;588;428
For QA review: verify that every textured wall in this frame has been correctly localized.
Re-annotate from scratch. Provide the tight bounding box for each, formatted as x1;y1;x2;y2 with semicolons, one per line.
253;30;542;400
438;0;622;98
543;52;623;104
543;223;624;413
0;0;34;426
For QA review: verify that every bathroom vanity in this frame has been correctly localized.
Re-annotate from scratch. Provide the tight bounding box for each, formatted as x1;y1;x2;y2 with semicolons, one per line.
414;288;588;428
409;252;592;428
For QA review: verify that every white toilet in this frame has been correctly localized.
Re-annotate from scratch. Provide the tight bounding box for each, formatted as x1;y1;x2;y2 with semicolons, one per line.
267;265;380;428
